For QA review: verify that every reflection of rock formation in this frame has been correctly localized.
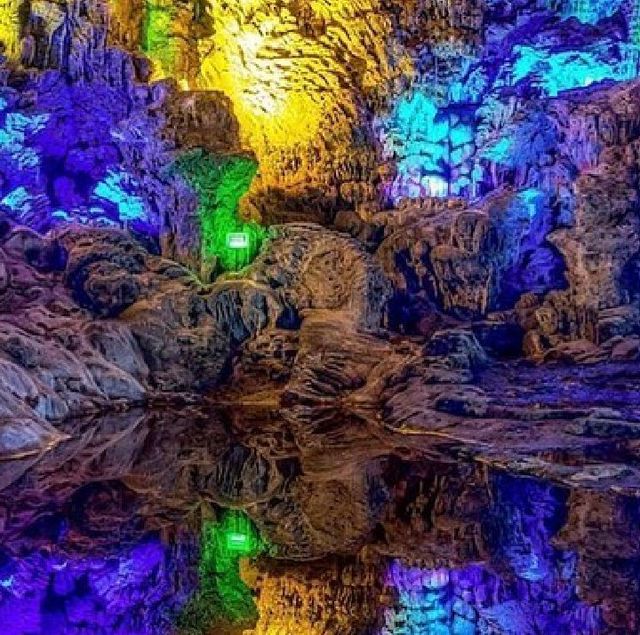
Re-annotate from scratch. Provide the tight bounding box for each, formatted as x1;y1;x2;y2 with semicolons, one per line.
0;533;197;635
1;406;640;633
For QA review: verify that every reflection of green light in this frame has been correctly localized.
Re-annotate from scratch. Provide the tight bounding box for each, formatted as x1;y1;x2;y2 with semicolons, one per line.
177;510;264;634
226;232;249;249
220;512;260;557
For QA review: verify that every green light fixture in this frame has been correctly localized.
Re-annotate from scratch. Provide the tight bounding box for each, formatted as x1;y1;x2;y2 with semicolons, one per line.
219;511;260;557
226;232;250;249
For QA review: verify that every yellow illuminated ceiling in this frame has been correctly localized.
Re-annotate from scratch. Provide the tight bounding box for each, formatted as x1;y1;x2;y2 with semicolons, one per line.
0;0;22;60
0;0;413;202
195;0;412;186
107;0;413;193
0;0;411;195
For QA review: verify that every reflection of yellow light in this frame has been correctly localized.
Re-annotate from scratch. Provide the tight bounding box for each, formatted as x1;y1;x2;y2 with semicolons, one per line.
0;0;21;60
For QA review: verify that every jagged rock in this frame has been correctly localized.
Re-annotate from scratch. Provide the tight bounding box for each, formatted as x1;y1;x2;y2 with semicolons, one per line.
0;220;281;453
377;188;566;326
246;223;392;330
425;329;489;369
0;217;401;458
0;1;640;633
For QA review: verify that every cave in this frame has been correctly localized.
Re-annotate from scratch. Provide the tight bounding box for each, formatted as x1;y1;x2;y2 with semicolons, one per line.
1;0;640;633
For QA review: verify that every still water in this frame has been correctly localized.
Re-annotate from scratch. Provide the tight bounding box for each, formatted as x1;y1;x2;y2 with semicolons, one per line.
0;406;638;634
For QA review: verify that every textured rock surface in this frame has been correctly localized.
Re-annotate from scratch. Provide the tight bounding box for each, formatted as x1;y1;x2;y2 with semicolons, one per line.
0;0;639;633
0;211;392;459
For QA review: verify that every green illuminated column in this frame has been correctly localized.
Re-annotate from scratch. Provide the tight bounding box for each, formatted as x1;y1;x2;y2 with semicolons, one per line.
172;150;268;274
142;0;178;79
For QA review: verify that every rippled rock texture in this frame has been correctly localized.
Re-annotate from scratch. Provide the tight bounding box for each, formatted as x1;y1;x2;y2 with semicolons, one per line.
0;211;390;457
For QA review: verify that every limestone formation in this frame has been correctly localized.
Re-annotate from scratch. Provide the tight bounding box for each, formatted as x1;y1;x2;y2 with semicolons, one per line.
0;0;638;633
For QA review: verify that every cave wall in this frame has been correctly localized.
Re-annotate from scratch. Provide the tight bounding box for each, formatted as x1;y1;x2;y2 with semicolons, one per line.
0;1;638;353
0;0;638;375
97;0;640;217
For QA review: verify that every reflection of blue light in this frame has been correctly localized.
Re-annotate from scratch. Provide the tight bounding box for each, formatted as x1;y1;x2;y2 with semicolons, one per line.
0;536;195;634
450;125;474;147
518;188;544;219
384;560;459;634
423;175;449;198
51;209;72;221
0;112;49;170
0;576;14;590
481;138;512;164
5;113;49;136
506;549;548;582
382;478;603;635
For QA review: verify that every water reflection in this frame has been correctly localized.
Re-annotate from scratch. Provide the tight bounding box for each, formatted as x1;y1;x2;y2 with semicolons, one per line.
0;407;638;634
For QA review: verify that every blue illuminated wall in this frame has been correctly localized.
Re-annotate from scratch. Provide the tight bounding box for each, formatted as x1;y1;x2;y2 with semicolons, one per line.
93;170;147;224
0;77;158;236
561;0;625;24
510;44;639;96
382;558;602;635
493;188;568;307
377;0;640;205
377;90;477;204
0;536;196;635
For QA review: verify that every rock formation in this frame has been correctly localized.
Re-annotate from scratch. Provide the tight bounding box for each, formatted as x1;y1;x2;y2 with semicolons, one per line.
0;0;639;633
